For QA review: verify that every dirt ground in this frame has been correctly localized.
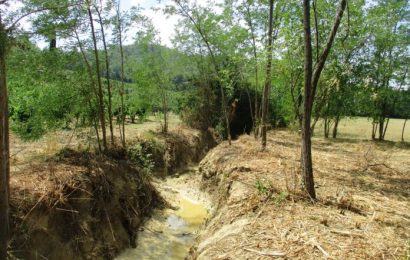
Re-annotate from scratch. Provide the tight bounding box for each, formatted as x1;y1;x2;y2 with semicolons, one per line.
193;130;410;259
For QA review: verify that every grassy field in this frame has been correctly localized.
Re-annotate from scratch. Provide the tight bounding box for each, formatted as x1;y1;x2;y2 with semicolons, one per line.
314;117;409;142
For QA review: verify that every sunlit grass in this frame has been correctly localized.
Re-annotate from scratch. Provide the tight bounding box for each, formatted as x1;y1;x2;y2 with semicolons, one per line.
314;117;409;142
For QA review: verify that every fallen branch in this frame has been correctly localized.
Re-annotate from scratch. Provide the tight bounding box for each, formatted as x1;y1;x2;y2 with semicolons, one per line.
55;208;79;214
244;247;286;257
105;208;116;241
330;229;364;238
21;194;47;223
309;239;330;257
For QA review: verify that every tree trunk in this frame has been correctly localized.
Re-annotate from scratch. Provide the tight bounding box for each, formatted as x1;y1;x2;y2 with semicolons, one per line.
0;16;10;259
49;29;56;50
324;117;330;138
402;118;407;142
116;2;126;148
88;100;102;153
378;116;384;141
221;88;232;145
382;117;389;140
372;120;377;140
162;91;168;134
302;0;316;200
301;0;346;200
310;116;319;136
95;6;114;146
244;2;260;139
332;114;340;138
73;29;102;152
88;6;107;151
261;0;274;149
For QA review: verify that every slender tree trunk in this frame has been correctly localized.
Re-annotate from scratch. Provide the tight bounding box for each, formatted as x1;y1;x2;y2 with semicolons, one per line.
372;120;377;140
402;118;407;142
244;2;260;139
0;16;10;260
378;116;384;141
221;88;232;145
87;6;107;151
382;117;389;140
324;117;330;138
116;2;126;148
310;116;320;136
88;100;102;153
162;92;168;134
73;29;102;152
301;0;346;200
332;114;340;138
261;0;275;149
302;0;316;199
95;6;114;146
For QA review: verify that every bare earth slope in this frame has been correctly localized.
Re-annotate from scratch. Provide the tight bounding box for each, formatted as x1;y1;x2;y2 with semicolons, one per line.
193;130;409;259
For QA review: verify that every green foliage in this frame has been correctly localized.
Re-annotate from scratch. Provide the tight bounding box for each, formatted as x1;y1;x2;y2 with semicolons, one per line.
128;143;155;175
255;179;269;195
8;47;90;140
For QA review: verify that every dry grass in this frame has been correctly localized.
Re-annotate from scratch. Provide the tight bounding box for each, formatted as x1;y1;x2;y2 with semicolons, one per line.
314;117;409;142
196;130;410;259
9;114;182;168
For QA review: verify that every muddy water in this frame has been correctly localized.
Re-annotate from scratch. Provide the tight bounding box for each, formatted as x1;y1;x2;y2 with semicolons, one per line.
116;172;210;260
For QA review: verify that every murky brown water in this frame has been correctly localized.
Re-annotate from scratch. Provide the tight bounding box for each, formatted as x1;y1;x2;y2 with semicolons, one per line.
116;193;209;260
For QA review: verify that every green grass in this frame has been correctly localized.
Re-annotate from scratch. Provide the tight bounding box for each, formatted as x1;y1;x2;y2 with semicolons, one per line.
314;117;409;142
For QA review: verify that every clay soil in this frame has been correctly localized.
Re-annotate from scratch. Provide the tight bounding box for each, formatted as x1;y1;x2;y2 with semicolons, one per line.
193;130;410;259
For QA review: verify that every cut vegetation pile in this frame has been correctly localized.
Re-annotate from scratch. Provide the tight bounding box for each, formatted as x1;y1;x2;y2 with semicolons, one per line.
192;130;409;259
9;149;163;259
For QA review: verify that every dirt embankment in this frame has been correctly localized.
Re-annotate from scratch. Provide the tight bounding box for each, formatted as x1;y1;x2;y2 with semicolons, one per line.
129;127;217;176
9;149;162;259
9;127;216;259
191;131;409;259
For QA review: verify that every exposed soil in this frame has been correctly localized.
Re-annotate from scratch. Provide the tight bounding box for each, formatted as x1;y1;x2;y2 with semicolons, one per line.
9;149;163;259
8;118;216;259
191;130;410;259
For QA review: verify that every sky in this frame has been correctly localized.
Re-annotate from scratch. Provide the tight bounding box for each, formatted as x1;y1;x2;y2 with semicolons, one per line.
120;0;179;47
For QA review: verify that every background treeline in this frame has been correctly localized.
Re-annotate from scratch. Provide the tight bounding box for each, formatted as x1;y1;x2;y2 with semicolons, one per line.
3;0;409;146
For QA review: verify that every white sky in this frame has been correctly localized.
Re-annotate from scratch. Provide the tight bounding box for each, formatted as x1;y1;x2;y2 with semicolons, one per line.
120;0;178;47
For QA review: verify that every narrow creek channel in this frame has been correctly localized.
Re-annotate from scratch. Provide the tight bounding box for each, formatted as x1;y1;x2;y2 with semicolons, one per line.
116;168;212;260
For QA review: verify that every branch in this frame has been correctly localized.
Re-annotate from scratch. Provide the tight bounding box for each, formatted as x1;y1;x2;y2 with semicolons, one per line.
6;2;81;32
310;0;347;109
312;0;320;62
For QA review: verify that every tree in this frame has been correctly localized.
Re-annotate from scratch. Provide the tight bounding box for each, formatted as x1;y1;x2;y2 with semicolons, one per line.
113;0;127;147
0;10;10;259
136;26;172;134
95;2;114;145
260;0;274;149
170;0;233;144
364;0;409;141
87;0;107;151
301;0;347;199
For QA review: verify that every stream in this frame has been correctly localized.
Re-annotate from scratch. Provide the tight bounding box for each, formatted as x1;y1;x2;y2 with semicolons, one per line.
116;169;212;260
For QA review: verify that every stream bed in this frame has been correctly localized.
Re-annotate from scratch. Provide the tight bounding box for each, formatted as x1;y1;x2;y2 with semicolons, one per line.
116;170;211;260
